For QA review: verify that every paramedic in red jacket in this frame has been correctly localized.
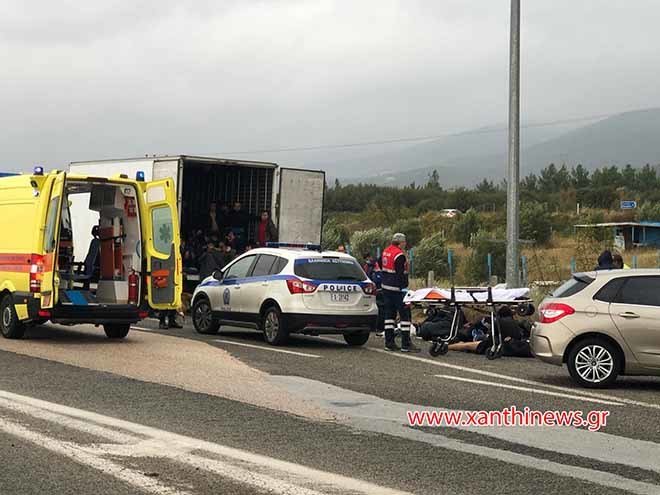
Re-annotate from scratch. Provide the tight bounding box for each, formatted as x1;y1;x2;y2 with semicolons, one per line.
380;233;419;352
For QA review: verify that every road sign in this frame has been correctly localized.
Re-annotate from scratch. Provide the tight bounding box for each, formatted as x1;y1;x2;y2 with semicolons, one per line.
620;200;637;209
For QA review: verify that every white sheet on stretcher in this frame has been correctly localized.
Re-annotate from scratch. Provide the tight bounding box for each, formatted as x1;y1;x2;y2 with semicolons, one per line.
403;287;531;304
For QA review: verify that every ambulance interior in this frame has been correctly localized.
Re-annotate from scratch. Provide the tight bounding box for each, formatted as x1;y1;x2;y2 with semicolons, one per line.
57;181;142;306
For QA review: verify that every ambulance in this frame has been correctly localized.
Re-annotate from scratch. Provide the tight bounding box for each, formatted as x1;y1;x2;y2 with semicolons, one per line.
0;167;181;339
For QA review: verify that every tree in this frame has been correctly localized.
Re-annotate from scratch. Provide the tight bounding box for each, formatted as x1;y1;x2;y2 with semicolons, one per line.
426;170;440;189
571;164;590;189
476;178;496;194
539;164;559;192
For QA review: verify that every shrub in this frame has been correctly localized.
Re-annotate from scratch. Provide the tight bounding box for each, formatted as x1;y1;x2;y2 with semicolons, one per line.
349;227;392;260
411;231;450;278
391;217;422;248
462;232;506;284
321;218;348;250
453;208;481;247
520;202;552;245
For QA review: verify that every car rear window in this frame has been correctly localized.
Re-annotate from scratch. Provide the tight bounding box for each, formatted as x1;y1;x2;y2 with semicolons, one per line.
593;278;626;303
552;274;595;298
615;276;660;307
294;257;366;281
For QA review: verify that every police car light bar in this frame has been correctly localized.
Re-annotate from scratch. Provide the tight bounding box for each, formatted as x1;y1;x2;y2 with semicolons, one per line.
266;242;322;251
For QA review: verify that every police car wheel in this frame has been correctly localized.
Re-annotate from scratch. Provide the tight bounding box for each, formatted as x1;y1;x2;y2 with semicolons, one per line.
262;306;288;346
0;295;25;339
104;324;130;339
192;298;220;335
343;332;370;346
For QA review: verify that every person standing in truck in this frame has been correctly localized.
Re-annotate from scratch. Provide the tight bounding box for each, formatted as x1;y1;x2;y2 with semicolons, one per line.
228;201;249;246
255;210;278;247
381;233;419;353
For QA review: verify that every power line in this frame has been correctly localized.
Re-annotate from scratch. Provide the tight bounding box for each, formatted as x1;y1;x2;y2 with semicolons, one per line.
207;112;614;155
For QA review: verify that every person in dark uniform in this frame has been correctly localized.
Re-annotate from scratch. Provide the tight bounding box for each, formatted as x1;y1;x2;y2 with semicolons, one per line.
380;233;419;352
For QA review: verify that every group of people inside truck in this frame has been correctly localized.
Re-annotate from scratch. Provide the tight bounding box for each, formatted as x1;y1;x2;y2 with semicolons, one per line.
180;200;279;281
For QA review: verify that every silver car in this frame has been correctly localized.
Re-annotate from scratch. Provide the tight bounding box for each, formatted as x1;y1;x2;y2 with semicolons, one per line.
532;269;660;388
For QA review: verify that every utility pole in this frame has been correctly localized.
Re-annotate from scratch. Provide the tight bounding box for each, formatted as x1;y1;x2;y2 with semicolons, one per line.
506;0;521;288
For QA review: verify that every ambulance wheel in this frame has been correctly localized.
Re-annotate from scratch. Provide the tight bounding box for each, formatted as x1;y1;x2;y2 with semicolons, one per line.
104;324;130;339
429;342;448;357
0;295;25;339
262;306;288;346
344;332;370;346
486;347;501;360
192;297;220;335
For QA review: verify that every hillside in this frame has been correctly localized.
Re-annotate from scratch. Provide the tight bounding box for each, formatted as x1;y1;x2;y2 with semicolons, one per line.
341;108;660;187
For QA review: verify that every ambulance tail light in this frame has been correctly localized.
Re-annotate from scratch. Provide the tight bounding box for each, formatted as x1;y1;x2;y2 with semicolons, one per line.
29;254;45;293
362;283;377;295
286;278;318;294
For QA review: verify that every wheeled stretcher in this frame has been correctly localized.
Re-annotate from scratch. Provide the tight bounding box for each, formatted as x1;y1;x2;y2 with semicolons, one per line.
404;286;535;360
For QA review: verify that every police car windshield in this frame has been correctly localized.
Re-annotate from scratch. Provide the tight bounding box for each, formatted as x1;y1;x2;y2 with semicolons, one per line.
294;257;365;281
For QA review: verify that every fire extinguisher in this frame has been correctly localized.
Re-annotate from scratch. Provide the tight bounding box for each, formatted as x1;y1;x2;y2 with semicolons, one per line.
128;269;139;305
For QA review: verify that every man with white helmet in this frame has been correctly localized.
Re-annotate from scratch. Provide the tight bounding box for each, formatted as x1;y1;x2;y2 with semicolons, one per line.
380;233;419;352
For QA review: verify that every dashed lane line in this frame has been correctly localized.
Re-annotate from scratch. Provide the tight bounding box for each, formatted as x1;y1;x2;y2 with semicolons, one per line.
213;339;321;358
436;374;623;406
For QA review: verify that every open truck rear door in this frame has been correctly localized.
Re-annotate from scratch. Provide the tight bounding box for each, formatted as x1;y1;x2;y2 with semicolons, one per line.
139;178;181;310
275;168;325;244
40;172;67;309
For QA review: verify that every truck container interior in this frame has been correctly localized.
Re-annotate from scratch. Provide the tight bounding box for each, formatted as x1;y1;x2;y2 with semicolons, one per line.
180;160;274;242
57;180;142;308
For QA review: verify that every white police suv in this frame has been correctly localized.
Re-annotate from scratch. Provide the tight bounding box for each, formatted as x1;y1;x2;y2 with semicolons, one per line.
191;243;378;346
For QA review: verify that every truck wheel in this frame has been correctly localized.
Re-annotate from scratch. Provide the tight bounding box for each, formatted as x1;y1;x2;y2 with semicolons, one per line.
192;297;220;334
104;324;130;339
0;295;25;339
262;306;288;345
344;332;370;346
567;337;620;388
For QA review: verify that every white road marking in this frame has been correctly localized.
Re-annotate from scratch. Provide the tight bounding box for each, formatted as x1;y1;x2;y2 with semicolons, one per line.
371;348;660;410
274;375;660;495
0;417;190;495
132;326;159;332
0;389;409;495
436;374;623;406
213;339;321;358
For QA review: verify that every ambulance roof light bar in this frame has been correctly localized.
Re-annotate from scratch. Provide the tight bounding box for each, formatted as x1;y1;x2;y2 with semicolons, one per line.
33;166;44;176
266;242;322;251
136;171;145;182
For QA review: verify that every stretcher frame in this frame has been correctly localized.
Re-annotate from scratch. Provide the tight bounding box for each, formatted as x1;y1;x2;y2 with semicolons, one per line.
409;286;534;360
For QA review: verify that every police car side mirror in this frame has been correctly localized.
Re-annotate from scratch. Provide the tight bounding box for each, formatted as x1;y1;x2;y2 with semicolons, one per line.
212;270;224;281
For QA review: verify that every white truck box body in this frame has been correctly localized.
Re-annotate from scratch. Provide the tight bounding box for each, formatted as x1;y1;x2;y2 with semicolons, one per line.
69;155;324;261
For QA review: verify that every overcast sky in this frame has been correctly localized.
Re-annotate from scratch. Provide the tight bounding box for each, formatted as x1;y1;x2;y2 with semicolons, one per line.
1;0;659;172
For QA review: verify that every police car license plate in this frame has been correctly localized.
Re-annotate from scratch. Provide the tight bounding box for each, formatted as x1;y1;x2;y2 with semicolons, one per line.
330;293;350;303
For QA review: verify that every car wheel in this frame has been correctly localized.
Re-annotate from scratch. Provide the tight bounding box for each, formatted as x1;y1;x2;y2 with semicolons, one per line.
343;332;370;346
104;324;130;339
262;306;288;345
192;297;220;335
567;337;620;388
0;295;25;339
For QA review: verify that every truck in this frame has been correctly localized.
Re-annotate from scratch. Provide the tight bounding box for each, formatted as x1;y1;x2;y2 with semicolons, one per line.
68;156;326;278
0;168;181;340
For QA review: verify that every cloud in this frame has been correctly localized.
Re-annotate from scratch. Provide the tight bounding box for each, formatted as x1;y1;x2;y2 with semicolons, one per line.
0;0;659;172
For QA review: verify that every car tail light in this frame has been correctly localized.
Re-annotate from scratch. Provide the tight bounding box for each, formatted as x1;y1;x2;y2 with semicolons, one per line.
286;278;317;294
539;302;575;323
362;283;377;295
138;310;149;319
30;254;45;293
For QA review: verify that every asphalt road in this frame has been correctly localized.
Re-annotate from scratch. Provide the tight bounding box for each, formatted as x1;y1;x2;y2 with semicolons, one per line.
1;319;660;494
